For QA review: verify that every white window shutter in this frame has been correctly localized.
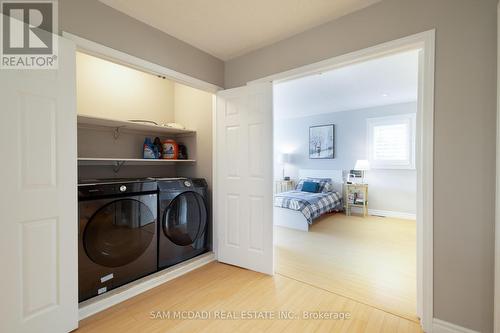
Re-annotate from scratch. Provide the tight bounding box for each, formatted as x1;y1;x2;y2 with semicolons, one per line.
367;114;416;169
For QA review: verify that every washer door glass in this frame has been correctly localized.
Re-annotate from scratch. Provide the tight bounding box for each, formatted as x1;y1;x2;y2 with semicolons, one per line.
84;199;156;267
163;191;207;246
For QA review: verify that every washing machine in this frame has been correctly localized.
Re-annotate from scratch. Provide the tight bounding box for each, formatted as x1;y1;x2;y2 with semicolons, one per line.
157;178;209;269
78;178;158;302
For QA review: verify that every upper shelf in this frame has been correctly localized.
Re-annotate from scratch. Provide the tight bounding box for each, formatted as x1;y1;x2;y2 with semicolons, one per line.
78;158;196;166
77;114;195;136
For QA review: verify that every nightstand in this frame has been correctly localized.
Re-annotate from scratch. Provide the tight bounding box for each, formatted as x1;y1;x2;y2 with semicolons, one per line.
274;180;295;194
344;183;369;217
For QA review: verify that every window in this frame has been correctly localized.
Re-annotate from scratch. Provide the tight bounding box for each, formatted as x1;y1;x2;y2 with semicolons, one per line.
367;114;416;169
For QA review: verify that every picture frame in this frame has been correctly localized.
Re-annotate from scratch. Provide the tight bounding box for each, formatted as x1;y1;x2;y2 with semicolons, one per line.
309;124;335;159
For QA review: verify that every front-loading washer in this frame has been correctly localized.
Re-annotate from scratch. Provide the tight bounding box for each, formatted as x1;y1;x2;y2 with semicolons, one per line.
78;178;157;302
156;178;209;269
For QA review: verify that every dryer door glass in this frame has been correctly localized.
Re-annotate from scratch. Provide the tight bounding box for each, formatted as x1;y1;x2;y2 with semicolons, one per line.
163;191;207;246
84;198;156;267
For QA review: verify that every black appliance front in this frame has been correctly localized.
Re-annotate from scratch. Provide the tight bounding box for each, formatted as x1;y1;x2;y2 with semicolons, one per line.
78;180;157;302
158;178;209;269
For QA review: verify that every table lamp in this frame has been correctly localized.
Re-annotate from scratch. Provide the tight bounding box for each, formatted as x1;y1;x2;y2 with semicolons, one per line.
354;159;370;184
278;153;290;180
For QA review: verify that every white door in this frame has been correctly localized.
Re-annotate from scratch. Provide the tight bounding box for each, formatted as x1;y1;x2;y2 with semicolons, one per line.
215;82;274;275
0;37;78;332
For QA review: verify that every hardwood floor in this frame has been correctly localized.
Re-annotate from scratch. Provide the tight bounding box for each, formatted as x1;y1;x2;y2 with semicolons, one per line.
77;262;421;333
275;213;417;321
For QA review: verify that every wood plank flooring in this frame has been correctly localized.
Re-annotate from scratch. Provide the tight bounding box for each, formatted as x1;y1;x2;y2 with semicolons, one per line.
77;262;422;333
275;213;417;321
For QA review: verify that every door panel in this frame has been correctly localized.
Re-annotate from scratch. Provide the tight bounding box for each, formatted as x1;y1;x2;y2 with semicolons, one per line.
249;196;264;252
20;93;57;188
248;123;264;177
0;36;78;333
216;83;273;275
225;126;241;177
21;218;59;319
226;194;241;247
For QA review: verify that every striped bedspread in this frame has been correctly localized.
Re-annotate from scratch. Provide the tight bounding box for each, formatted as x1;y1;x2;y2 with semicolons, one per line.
274;190;343;224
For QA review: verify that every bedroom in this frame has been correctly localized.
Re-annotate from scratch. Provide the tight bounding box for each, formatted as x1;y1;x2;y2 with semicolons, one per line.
273;49;418;320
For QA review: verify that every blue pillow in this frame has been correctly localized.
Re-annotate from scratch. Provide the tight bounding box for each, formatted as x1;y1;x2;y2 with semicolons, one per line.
296;178;332;192
301;181;319;193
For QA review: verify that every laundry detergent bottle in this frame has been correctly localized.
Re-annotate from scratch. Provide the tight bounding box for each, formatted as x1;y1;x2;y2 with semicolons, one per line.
162;140;178;159
143;138;156;159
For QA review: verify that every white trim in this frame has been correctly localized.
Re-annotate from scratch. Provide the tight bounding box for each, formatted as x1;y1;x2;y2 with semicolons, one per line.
62;31;222;94
368;209;416;220
495;3;500;333
417;31;435;332
250;30;435;86
211;94;219;260
433;318;480;333
262;30;435;331
78;252;215;320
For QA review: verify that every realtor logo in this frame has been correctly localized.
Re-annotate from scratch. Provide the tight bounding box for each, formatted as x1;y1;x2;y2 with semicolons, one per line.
1;0;58;69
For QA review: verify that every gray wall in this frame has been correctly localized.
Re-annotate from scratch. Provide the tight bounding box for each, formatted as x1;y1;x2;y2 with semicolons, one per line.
275;103;417;215
59;0;224;87
227;0;497;331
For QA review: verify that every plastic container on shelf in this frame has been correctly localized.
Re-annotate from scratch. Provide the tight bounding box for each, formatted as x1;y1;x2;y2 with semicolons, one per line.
143;138;156;159
162;139;178;159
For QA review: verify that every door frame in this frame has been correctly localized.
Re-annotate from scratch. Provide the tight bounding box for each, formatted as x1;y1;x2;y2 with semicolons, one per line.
62;30;223;260
249;30;435;331
61;31;222;319
495;3;500;333
62;32;222;94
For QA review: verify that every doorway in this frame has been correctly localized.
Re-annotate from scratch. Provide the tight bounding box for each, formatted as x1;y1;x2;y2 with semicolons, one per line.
213;30;434;332
248;30;434;330
272;49;419;321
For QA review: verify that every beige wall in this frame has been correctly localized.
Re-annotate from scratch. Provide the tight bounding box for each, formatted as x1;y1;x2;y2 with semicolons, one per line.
76;54;214;185
173;84;214;251
173;83;213;190
76;52;175;125
59;0;224;87
76;51;213;179
225;0;497;331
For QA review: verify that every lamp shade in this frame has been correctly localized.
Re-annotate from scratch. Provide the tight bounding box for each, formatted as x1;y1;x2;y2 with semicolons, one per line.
278;153;290;164
354;159;370;171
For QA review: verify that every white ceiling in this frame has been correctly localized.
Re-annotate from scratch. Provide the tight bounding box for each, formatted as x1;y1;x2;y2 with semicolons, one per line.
274;50;419;119
98;0;381;60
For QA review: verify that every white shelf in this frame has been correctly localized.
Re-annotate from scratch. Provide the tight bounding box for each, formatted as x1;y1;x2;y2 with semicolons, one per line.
78;158;196;166
77;114;195;136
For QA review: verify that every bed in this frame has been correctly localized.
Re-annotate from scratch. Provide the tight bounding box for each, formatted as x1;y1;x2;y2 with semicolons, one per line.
274;169;344;231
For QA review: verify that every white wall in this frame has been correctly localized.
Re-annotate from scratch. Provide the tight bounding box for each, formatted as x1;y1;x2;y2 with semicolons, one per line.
364;170;415;215
274;102;417;215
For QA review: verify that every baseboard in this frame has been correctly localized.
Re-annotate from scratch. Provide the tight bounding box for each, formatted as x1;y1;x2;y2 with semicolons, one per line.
367;209;416;220
432;318;480;333
78;252;216;320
